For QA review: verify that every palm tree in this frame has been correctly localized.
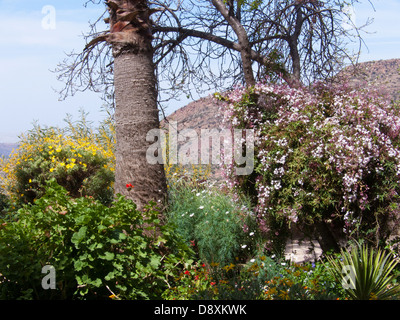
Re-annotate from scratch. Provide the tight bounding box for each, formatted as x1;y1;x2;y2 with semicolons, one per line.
100;0;167;210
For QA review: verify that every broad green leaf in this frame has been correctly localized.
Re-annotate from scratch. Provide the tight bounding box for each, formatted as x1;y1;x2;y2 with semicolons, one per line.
100;252;114;261
71;226;87;246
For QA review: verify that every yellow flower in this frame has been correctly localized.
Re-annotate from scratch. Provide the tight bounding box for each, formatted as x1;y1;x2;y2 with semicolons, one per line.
56;147;62;153
223;263;235;272
59;162;65;167
50;168;55;172
29;179;32;183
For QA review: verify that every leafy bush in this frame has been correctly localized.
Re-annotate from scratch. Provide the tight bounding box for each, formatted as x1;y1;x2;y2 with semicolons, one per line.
0;191;9;215
219;82;400;251
326;243;400;300
0;112;115;207
163;253;347;300
166;178;260;266
0;180;193;300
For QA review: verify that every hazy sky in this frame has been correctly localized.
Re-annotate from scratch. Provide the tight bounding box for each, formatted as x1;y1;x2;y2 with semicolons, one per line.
0;0;399;143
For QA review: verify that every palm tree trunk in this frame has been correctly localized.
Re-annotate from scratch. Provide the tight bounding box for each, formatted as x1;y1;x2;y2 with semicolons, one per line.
108;0;167;210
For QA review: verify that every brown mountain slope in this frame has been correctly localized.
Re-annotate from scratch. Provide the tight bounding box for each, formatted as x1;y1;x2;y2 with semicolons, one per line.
162;95;226;133
338;58;400;102
164;58;400;133
161;58;400;179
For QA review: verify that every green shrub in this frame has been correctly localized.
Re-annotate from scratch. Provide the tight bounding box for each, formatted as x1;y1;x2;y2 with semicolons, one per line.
220;82;400;251
326;243;400;300
0;180;193;300
163;254;347;300
0;191;8;215
0;112;115;207
166;180;260;266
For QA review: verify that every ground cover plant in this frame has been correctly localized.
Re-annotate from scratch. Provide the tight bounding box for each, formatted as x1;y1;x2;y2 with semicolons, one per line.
0;180;193;300
166;177;261;267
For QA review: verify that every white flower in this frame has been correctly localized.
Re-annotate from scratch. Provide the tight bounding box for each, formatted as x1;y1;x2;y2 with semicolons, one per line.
190;213;195;217
241;245;247;249
199;206;204;209
249;232;255;236
250;259;255;263
196;193;201;196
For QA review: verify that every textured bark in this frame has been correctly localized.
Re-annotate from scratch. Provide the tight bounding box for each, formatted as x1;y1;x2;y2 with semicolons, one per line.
114;52;167;210
315;221;340;253
107;0;167;210
211;0;256;87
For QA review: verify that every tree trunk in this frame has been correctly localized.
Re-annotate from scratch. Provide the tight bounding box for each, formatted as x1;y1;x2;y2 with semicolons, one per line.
107;0;167;210
287;4;303;87
211;0;256;87
114;51;167;210
315;220;340;253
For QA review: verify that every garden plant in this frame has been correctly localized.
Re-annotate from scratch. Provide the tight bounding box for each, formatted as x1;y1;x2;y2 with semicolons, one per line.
1;81;400;300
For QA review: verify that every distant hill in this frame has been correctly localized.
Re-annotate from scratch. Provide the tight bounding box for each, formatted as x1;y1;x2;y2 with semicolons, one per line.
338;58;400;102
161;58;400;178
0;143;18;158
162;95;226;133
163;58;400;132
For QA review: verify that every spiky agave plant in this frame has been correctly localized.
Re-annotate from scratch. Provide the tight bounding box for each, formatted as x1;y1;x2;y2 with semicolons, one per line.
326;243;400;300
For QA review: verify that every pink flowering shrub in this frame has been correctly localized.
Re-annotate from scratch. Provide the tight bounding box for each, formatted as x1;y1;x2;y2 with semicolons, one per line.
219;81;400;251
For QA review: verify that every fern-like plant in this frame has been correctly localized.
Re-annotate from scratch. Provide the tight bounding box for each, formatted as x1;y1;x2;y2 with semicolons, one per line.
326;243;400;300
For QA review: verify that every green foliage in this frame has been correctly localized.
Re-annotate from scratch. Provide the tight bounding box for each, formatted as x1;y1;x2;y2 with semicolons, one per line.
164;253;347;300
325;243;400;300
0;180;193;300
166;179;260;266
0;191;9;215
221;82;400;251
0;112;115;207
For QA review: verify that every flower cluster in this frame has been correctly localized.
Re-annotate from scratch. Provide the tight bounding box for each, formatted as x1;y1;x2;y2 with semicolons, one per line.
220;81;400;246
163;255;346;300
0;119;115;206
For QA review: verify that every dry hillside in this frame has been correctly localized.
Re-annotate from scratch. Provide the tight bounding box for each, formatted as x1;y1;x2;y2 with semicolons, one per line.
164;58;400;133
160;59;400;179
338;58;400;101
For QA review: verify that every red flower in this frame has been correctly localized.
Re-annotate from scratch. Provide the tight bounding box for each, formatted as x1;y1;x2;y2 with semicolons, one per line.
126;183;134;189
210;282;216;286
190;240;196;246
194;275;199;281
184;270;190;275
